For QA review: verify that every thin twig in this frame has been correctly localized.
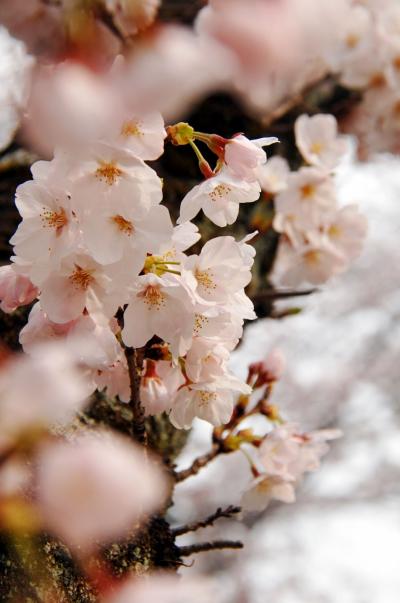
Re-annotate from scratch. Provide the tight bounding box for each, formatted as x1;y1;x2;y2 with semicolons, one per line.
179;540;244;556
172;505;242;537
252;288;317;301
124;346;146;444
174;445;220;483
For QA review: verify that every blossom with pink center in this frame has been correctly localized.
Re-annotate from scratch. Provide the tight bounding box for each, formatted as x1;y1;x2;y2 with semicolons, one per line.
241;475;296;512
0;343;90;448
295;114;348;171
182;235;254;307
108;111;166;160
257;155;290;195
35;430;167;551
94;357;131;403
20;302;121;371
105;0;160;37
272;236;347;287
274;167;337;228
169;378;250;430
122;273;196;357
10;180;79;280
0;264;38;313
38;253;129;323
79;198;173;266
67;142;163;212
178;168;261;227
140;359;185;416
324;204;368;261
185;336;230;384
224;134;278;182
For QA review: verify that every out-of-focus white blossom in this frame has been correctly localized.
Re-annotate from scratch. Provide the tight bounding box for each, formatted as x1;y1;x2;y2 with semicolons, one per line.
295;114;348;171
35;430;168;551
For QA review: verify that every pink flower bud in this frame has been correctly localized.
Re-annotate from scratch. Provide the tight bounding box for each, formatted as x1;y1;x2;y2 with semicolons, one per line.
0;265;38;314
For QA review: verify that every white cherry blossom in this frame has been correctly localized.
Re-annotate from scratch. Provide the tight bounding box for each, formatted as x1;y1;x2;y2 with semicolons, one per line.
178;168;261;227
140;359;185;416
35;430;167;551
0;264;38;313
241;475;296;512
39;253;129;323
295;114;348;170
122;273;196;357
224;134;278;181
257;155;290;194
10;180;79;279
107;111;166;160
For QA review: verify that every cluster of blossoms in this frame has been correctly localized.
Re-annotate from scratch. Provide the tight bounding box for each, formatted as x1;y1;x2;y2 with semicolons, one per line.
259;113;368;286
0;111;278;430
334;0;400;158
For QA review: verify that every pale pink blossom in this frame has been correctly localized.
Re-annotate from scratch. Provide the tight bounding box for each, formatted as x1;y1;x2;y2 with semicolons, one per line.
224;134;278;182
157;222;201;262
108;111;166;160
274;167;337;228
122;273;196;357
257;156;290;195
272;237;347;287
105;0;160;37
35;430;167;551
120;25;234;120
0;344;90;446
262;348;286;383
324;204;368;261
178;168;261;227
79;199;172;266
170;379;250;430
0;26;33;152
140;359;184;416
38;253;129;323
94;357;131;403
104;574;214;603
241;475;296;512
295;114;348;171
10;180;79;279
67;142;163;211
20;303;121;370
0;264;38;313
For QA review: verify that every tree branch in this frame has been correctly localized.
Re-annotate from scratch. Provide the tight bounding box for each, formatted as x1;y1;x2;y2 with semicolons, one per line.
124;346;146;444
179;540;243;556
172;505;241;537
174;445;220;483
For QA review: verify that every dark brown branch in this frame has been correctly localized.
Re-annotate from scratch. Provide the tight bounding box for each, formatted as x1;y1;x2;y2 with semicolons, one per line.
172;505;241;537
252;288;317;302
124;346;146;444
179;540;243;556
174;445;220;483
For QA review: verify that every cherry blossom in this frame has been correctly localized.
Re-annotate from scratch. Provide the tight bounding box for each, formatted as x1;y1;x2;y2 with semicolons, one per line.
35;430;167;551
224;134;278;182
140;359;184;416
107;111;166;161
178;168;261;227
324;204;368;261
257;155;290;195
295;114;348;171
122;273;196;357
170;380;250;430
0;264;38;313
10;180;79;280
38;253;128;323
0;344;90;448
241;475;296;512
274;167;337;228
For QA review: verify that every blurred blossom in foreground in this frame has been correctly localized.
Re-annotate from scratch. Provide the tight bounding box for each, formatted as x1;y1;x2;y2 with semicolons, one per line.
35;429;168;552
0;26;33;152
0;344;90;450
104;573;215;603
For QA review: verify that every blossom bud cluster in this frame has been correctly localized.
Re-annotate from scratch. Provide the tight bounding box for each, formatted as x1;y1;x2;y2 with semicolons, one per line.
242;423;341;512
0;113;280;430
260;113;367;286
